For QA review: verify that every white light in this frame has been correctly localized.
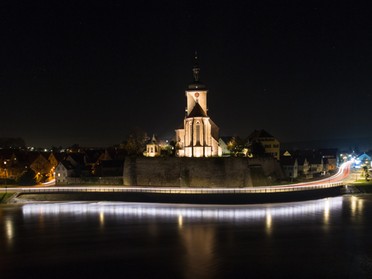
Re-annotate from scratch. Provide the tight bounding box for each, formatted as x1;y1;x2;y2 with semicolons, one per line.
5;218;14;245
266;209;272;234
22;198;343;222
99;211;105;227
178;215;183;229
324;199;330;224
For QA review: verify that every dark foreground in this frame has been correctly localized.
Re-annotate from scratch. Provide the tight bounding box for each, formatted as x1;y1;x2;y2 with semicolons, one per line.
2;195;372;279
14;186;344;204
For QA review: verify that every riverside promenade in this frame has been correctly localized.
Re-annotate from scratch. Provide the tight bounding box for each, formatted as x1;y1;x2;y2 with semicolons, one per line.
1;162;351;204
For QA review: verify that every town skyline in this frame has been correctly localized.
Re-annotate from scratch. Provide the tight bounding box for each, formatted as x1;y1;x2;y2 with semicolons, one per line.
1;1;371;148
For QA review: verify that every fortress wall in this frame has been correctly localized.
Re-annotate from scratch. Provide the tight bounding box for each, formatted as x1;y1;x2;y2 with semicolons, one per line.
248;157;284;186
123;157;283;188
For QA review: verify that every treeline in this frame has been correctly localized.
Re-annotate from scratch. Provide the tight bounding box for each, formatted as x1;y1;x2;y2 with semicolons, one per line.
0;138;26;149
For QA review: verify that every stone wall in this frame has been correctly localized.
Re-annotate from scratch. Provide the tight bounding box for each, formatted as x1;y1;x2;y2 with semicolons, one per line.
58;176;123;185
123;157;283;187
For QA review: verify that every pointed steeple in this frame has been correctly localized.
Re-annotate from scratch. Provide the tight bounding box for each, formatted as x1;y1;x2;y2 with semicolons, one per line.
188;51;206;90
151;134;157;143
193;51;200;82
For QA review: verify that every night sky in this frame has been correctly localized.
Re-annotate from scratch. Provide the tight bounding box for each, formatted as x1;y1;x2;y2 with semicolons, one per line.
1;1;372;148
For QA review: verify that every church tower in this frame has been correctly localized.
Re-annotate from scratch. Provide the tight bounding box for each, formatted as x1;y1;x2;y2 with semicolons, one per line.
175;53;221;157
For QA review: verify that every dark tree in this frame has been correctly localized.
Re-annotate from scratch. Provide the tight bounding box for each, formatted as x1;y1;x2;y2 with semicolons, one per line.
123;128;148;156
227;137;246;156
0;137;26;149
17;169;37;186
250;141;266;157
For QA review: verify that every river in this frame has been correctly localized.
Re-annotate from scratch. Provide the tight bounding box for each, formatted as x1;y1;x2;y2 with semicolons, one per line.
1;195;372;279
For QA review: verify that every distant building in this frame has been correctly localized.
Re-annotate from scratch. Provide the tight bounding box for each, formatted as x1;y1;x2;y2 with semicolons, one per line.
355;153;372;168
280;155;298;179
309;157;324;175
248;129;280;160
219;137;232;156
319;148;339;172
143;135;161;157
291;150;326;178
297;156;310;177
29;153;52;182
175;53;221;157
55;161;75;184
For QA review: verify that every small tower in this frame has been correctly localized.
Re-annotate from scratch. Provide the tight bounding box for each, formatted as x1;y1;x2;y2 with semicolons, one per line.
143;134;161;157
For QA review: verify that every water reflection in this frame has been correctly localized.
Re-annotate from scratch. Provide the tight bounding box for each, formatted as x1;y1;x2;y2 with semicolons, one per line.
351;195;364;217
266;209;272;235
5;218;14;246
324;198;330;225
3;196;372;279
178;215;183;229
99;210;105;229
22;197;343;223
181;225;216;279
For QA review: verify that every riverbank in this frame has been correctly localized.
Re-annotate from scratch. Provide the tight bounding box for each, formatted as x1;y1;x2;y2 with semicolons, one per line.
8;186;343;205
0;193;15;203
347;184;372;193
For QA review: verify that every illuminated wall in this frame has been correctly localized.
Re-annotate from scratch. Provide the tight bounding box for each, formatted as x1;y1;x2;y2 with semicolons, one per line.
123;157;283;187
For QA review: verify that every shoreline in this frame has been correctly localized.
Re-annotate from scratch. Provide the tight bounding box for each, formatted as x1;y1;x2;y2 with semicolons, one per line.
8;186;343;205
2;184;372;205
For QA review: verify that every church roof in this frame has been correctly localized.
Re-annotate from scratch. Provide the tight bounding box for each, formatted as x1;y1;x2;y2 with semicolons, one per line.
248;129;275;140
209;119;219;141
59;160;75;170
187;103;208;118
280;156;297;165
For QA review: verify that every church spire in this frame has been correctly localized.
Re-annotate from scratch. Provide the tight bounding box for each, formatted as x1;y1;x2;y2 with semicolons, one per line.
192;51;200;82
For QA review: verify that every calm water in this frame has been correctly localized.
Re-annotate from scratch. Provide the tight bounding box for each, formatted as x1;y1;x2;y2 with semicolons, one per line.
1;195;372;279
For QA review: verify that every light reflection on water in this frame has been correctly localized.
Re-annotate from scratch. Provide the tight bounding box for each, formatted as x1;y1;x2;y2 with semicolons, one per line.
21;197;343;222
4;218;14;245
2;195;372;279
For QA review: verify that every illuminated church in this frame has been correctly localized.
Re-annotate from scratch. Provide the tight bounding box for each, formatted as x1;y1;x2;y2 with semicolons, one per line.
175;54;221;157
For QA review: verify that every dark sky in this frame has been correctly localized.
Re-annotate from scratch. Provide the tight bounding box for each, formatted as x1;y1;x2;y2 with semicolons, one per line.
1;1;372;147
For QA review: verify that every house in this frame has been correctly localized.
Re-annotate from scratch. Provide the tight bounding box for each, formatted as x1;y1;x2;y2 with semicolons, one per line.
48;152;65;169
64;153;88;176
280;155;298;179
48;152;66;179
96;148;117;162
29;153;52;182
319;148;339;172
218;137;231;156
65;153;86;167
307;154;325;176
295;156;310;177
248;129;280;160
55;161;76;184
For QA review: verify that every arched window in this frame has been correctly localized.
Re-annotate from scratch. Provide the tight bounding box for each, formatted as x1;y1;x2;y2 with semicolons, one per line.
195;121;200;145
187;121;192;146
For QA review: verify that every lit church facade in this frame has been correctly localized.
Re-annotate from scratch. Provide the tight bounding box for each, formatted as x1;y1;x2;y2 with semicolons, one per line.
175;55;221;157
